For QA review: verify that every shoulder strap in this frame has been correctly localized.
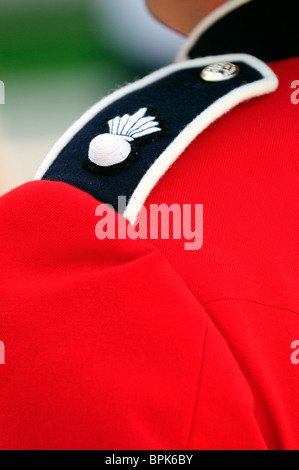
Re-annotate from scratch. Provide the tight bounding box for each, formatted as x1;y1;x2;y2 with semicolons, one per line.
35;54;278;224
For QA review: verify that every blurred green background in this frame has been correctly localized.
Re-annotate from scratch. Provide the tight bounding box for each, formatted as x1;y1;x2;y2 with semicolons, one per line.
0;0;183;195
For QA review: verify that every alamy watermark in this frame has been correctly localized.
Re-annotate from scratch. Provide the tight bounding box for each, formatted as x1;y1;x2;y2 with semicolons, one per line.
95;197;203;251
291;80;299;105
291;341;299;365
0;341;5;365
0;80;5;104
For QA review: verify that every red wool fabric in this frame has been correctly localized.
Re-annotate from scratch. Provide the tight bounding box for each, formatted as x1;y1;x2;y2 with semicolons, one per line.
0;58;298;450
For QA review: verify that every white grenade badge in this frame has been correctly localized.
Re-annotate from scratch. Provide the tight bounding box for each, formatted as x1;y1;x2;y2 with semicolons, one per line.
87;108;162;171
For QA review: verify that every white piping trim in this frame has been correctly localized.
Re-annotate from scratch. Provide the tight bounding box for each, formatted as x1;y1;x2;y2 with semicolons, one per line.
35;54;278;226
34;54;252;181
176;0;254;63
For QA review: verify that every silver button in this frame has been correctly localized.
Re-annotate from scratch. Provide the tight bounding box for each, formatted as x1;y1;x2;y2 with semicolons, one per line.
200;62;240;82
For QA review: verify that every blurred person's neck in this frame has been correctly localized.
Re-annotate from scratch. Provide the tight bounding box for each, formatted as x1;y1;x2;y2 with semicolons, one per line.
146;0;228;35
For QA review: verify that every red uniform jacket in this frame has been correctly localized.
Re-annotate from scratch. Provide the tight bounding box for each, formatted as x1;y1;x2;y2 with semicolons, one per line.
0;0;298;450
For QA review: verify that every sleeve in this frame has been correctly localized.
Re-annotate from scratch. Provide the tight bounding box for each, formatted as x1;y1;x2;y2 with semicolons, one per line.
0;181;266;450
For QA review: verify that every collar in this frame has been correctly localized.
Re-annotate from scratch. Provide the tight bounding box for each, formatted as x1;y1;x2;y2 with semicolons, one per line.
177;0;299;63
